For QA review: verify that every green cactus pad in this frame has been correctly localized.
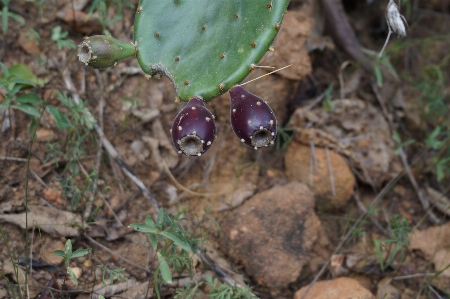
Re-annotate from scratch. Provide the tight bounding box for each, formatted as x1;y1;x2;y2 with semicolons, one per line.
134;0;289;102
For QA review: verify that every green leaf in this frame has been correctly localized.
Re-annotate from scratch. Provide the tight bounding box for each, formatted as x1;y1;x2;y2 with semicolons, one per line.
2;6;8;35
67;267;78;286
145;216;156;228
56;90;72;107
157;208;164;225
157;252;172;283
129;223;157;234
16;92;40;105
373;66;383;87
149;233;158;251
12;104;40;117
160;231;191;252
71;248;92;258
7;11;25;27
373;239;384;271
46;105;71;129
1;64;47;88
0;62;9;78
53;250;66;257
29;117;38;138
64;239;73;255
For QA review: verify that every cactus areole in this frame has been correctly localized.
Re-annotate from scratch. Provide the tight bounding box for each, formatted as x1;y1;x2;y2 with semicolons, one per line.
134;0;290;102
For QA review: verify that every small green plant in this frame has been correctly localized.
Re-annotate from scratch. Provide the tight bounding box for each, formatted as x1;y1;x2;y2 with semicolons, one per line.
88;0;126;35
53;239;92;286
0;0;25;35
25;28;41;44
43;91;97;209
373;215;410;271
205;275;257;299
0;62;42;118
130;208;194;299
322;84;334;112
392;131;415;155
51;25;76;50
174;282;204;299
98;265;128;286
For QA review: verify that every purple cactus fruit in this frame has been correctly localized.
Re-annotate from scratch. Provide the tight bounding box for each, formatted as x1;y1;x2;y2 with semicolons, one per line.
229;85;277;149
171;97;217;156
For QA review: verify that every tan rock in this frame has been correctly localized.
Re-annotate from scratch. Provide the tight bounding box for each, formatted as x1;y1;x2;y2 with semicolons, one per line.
40;238;64;265
36;128;54;142
43;188;63;205
83;259;93;268
294;277;374;299
285;141;355;209
220;182;321;293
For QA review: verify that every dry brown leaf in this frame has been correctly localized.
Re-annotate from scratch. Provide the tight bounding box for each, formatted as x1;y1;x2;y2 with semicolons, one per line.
0;205;82;237
91;279;139;299
409;222;450;259
18;31;41;55
377;277;400;299
291;99;402;187
433;249;450;277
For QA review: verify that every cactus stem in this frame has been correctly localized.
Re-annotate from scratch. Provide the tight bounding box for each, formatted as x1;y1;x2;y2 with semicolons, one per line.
72;34;131;68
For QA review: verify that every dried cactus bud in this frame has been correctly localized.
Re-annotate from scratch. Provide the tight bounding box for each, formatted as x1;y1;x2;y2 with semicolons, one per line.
77;35;136;68
229;85;277;149
171;97;217;156
386;0;407;36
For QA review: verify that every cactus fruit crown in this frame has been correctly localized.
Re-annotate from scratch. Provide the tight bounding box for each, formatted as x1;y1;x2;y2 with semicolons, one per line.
134;0;289;102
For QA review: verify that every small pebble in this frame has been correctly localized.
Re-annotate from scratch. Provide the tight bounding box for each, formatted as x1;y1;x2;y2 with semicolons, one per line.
83;260;93;268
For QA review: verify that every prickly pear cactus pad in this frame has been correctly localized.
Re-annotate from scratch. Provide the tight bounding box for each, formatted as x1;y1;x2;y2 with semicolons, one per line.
134;0;290;102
